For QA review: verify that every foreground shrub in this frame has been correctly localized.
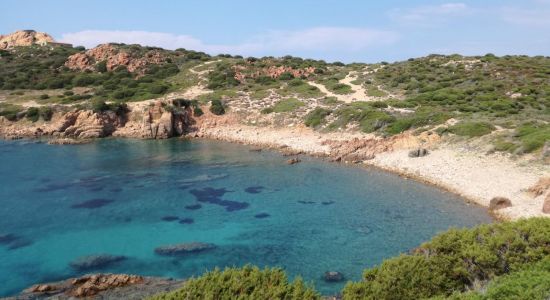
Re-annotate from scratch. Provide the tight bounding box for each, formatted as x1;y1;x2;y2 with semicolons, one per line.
343;218;550;300
210;99;226;115
149;265;319;300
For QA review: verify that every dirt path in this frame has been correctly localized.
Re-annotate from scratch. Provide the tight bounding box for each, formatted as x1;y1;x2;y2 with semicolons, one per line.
307;71;372;103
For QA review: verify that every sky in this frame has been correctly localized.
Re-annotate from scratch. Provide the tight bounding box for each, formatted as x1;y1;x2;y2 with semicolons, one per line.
1;0;549;63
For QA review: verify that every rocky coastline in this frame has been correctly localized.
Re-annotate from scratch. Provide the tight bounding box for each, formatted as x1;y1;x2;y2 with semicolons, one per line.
1;100;549;220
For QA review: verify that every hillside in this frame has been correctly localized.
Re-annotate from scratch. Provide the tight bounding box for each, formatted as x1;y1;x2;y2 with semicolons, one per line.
1;32;548;157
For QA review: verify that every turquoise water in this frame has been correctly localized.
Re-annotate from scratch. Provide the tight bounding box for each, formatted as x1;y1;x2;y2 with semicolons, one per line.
0;139;492;296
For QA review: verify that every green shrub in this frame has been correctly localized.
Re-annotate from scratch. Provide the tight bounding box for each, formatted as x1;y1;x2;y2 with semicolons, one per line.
304;108;331;128
39;106;53;121
193;106;204;117
210;99;225;115
343;218;550;300
90;99;109;113
265;98;305;113
149;265;319;300
515;124;550;153
448;122;495;137
25;107;40;122
95;60;107;72
0;103;24;121
39;94;49;100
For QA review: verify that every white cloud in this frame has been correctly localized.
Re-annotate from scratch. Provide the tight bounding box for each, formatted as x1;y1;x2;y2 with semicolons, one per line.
500;7;550;27
389;3;469;24
59;27;398;57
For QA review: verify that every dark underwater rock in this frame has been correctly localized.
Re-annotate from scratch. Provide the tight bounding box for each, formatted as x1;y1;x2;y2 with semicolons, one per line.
190;187;249;212
0;233;19;245
161;216;179;222
184;204;202;210
245;186;265;194
69;254;127;271
321;201;335;205
154;242;216;256
71;198;115;209
324;271;344;282
178;218;194;224
298;200;316;204
8;238;33;250
254;213;270;219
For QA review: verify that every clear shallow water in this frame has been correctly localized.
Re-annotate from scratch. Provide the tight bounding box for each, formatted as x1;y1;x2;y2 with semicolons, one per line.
0;139;492;296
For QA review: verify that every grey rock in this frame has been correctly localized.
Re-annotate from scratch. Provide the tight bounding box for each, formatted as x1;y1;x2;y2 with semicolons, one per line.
154;242;216;256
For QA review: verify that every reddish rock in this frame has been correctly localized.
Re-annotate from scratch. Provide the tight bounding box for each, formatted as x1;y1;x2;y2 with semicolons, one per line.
0;30;54;49
489;197;512;210
65;44;169;75
286;158;301;165
543;194;550;214
527;177;550;198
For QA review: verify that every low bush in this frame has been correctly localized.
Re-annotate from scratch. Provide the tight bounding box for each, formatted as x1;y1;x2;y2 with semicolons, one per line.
90;99;109;113
39;106;53;121
342;218;550;300
149;265;319;300
0;103;23;121
304;107;331;128
515;124;550;153
264;98;305;114
210;99;226;115
448;122;495;137
25;107;40;122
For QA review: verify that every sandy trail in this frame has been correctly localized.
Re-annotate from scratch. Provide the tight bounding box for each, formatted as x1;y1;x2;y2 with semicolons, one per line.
307;72;373;103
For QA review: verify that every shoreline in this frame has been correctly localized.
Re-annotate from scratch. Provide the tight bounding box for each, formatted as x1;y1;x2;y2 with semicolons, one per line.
2;108;548;220
193;122;549;220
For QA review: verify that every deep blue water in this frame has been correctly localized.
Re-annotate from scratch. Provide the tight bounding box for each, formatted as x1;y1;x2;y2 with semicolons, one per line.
0;139;492;296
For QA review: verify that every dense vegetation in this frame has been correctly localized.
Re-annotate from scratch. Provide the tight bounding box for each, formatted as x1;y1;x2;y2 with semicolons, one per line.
343;217;550;300
149;265;319;300
0;44;211;103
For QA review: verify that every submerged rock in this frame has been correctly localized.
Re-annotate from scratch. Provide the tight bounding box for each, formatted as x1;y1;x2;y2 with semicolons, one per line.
254;213;270;219
321;201;335;205
298;200;316;205
245;186;265;194
190;187;249;212
69;254;127;271
286;158;301;165
7;238;33;250
178;218;194;224
184;204;202;210
489;197;512;210
323;271;344;282
71;198;115;209
161;216;179;222
154;242;216;256
0;233;19;245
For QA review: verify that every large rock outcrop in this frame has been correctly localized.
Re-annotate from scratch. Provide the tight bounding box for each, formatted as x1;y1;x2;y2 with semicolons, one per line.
0;101;193;140
11;274;184;299
0;30;54;49
65;44;168;74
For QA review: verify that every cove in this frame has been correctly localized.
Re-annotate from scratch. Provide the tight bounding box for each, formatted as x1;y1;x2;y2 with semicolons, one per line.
0;139;492;296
